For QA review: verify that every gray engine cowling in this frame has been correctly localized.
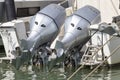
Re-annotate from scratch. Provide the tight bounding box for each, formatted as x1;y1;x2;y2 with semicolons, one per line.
26;4;66;52
59;5;101;52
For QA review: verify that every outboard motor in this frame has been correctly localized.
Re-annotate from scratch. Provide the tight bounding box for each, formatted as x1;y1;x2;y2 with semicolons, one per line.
26;4;66;52
48;5;101;69
13;4;66;69
60;5;100;50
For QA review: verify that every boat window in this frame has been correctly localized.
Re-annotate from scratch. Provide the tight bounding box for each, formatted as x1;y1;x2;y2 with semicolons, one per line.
77;27;82;30
17;7;40;17
35;21;38;25
41;24;46;27
71;23;74;27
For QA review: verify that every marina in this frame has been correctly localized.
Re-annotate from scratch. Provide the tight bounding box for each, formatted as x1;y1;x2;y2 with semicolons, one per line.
0;0;120;80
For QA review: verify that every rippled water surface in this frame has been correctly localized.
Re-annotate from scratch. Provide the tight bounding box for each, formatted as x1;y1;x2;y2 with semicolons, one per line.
0;62;120;80
0;48;120;80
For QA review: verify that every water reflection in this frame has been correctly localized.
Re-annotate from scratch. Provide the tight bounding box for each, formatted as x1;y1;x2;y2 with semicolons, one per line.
2;70;15;80
66;66;120;80
0;62;120;80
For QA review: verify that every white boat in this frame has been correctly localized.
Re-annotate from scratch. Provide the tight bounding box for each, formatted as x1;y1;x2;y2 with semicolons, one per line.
78;0;120;65
80;23;120;66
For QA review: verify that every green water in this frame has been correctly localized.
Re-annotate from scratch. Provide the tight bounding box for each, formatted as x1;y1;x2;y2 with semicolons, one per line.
0;49;120;80
0;62;120;80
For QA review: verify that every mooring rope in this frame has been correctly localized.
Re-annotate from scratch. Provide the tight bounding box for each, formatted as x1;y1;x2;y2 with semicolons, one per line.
67;64;84;80
83;44;120;80
67;36;114;80
58;0;67;5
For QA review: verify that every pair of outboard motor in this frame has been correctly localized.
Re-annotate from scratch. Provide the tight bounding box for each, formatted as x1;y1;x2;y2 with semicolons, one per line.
13;4;101;70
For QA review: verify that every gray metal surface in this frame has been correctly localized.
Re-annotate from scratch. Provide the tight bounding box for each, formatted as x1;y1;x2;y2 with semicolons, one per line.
74;5;101;24
62;15;90;49
26;4;66;52
39;4;66;29
58;5;101;51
